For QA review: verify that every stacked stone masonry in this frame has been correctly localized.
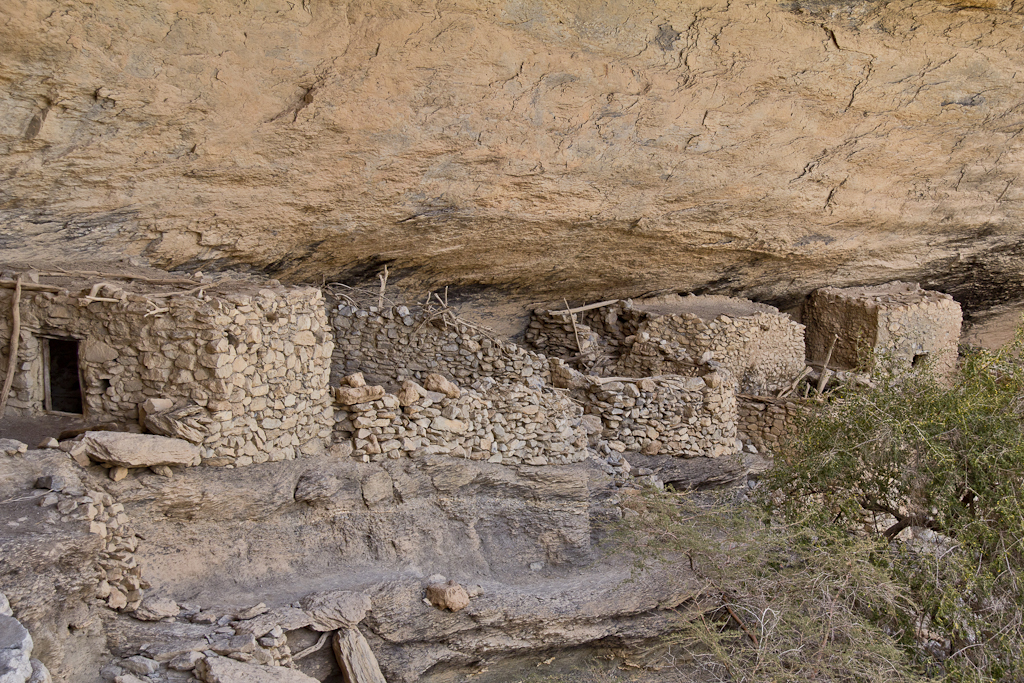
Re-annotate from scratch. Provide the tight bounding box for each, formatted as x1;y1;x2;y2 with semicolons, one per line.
0;282;334;466
526;296;805;395
333;377;590;466
330;302;740;462
803;281;963;375
737;398;805;454
330;301;550;389
583;371;738;459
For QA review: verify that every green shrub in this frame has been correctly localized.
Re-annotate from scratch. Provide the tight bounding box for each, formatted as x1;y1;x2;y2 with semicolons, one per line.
763;332;1024;680
618;491;924;682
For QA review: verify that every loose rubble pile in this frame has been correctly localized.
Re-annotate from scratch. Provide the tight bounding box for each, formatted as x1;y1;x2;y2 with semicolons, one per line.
97;584;427;683
0;281;334;467
14;457;148;613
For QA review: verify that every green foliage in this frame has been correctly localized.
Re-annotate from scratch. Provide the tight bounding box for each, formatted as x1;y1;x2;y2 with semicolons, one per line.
618;491;925;682
763;333;1024;680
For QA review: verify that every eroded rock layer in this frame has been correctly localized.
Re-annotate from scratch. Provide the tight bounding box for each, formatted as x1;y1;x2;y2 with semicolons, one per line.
3;0;1024;313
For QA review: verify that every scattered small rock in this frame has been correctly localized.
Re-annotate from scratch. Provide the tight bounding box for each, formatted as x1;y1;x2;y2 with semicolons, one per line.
425;580;470;612
0;439;28;457
132;596;180;621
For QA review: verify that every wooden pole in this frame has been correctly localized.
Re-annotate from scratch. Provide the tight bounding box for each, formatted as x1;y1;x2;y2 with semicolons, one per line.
550;299;619;315
564;298;584;355
816;333;839;394
0;275;24;419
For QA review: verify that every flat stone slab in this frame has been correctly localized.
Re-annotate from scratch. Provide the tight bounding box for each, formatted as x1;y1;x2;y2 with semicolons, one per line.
196;655;320;682
81;432;199;468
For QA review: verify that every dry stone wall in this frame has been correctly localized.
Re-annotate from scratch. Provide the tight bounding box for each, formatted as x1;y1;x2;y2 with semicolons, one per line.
329;301;592;465
737;397;805;454
526;297;805;395
333;374;589;466
582;371;739;459
0;282;333;466
330;302;549;389
615;309;804;396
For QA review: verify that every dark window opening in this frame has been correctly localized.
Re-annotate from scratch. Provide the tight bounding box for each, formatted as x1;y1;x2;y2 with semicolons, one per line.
45;338;83;414
912;353;928;368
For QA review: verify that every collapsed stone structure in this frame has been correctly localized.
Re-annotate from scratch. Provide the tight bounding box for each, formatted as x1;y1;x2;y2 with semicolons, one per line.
803;282;962;375
0;277;333;466
526;294;805;395
328;296;741;463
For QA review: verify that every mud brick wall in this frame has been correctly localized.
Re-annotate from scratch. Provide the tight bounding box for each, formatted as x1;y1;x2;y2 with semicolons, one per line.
803;282;962;375
0;283;334;466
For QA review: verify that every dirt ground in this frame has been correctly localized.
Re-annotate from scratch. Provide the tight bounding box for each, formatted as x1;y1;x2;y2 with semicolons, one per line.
0;412;88;446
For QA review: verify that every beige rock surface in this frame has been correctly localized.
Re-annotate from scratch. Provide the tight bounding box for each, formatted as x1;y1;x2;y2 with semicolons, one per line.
80;432;200;468
195;656;320;683
2;1;1024;316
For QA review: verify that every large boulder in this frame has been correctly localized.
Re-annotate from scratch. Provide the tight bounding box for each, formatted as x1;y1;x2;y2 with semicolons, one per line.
0;615;32;683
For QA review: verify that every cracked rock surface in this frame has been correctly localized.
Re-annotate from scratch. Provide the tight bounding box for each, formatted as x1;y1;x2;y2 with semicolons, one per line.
3;1;1024;320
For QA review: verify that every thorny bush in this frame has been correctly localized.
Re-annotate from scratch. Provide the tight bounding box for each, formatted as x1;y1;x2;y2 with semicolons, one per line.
763;331;1024;680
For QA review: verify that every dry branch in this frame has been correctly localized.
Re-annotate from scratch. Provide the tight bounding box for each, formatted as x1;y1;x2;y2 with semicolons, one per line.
564;298;584;356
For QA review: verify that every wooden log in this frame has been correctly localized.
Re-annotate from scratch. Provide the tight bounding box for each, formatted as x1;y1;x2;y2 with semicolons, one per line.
816;334;839;394
333;628;387;683
0;276;23;419
546;299;620;315
38;268;197;285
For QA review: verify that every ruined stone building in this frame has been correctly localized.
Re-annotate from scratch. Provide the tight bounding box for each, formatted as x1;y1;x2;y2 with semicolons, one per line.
0;273;965;471
0;278;333;465
803;282;962;375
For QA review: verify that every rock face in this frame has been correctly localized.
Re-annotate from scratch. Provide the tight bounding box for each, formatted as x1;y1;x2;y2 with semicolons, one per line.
3;1;1024;317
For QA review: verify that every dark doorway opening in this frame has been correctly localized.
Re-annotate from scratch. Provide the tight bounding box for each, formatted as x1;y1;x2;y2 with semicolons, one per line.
44;338;83;414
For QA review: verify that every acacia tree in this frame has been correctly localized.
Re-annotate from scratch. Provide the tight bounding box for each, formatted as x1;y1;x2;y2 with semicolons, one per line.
763;334;1024;680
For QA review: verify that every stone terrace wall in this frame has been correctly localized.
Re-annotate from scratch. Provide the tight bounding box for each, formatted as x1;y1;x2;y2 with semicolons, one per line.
330;302;550;388
582;371;738;459
334;377;589;466
0;283;333;465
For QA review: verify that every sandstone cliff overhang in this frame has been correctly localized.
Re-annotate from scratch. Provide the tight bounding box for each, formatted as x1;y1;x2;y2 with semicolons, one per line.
3;1;1024;317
